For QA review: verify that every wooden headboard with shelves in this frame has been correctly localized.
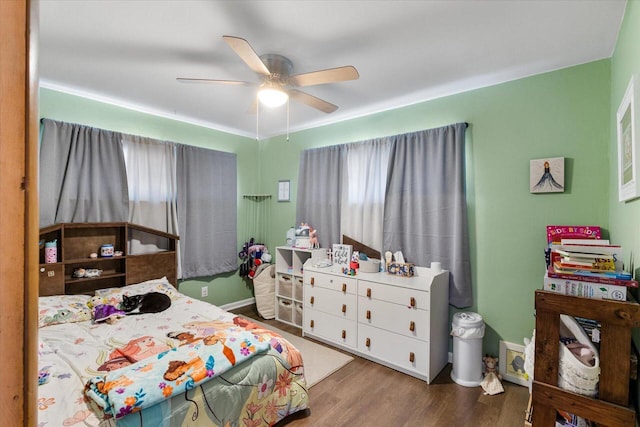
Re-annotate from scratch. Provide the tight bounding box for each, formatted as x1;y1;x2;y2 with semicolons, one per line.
38;222;179;296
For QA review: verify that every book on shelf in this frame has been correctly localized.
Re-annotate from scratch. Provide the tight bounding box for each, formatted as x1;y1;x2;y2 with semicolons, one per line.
556;255;616;271
546;266;638;287
552;261;633;280
555;258;616;271
549;241;623;271
546;225;601;244
543;272;628;301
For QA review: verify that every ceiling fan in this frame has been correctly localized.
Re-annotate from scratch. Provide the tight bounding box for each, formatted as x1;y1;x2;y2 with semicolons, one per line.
177;35;359;114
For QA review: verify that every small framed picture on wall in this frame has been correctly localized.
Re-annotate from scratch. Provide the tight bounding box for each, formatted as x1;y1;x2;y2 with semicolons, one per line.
278;180;290;202
530;157;564;193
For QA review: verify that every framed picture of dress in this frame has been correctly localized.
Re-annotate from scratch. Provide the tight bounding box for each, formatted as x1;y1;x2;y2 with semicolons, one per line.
530;157;564;193
618;74;640;202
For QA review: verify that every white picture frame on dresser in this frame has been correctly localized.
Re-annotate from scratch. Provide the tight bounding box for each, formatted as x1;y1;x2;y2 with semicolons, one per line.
302;264;449;383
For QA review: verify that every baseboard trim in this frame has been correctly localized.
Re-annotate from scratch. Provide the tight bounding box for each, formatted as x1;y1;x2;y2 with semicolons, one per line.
220;297;255;312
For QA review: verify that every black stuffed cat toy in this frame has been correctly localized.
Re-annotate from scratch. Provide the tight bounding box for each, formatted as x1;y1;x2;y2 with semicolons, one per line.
120;292;171;315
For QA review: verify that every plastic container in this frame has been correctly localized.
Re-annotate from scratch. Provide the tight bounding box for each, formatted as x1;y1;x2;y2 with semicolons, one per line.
450;312;485;387
100;244;114;257
44;240;57;264
359;258;381;273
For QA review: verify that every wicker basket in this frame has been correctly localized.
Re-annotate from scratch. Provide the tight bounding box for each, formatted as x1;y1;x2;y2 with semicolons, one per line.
557;314;600;397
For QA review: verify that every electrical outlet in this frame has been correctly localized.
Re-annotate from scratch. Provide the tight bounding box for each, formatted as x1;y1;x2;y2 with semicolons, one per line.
201;286;208;298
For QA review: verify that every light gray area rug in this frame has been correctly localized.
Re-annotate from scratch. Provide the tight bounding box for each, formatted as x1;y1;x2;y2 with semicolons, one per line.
253;320;354;387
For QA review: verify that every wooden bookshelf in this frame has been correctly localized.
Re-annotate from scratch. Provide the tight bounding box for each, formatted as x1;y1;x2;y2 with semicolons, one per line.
39;222;178;295
532;290;639;426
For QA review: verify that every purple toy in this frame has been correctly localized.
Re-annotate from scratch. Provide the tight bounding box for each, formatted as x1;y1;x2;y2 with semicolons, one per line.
93;304;127;324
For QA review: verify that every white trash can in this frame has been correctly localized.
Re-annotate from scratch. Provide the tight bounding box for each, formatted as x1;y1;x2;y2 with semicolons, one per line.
450;312;485;387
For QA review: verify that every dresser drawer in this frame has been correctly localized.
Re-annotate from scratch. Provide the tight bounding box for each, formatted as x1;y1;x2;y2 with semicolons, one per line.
304;307;357;348
305;285;356;320
359;280;430;310
304;271;357;294
358;296;429;341
358;323;428;376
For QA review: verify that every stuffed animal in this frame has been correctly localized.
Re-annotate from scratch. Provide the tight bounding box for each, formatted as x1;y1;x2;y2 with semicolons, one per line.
93;304;127;324
88;295;125;324
309;226;319;248
480;354;504;395
483;354;502;380
87;295;105;309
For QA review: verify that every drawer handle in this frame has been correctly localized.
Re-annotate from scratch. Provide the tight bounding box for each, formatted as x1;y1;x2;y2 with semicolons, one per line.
310;320;314;328
310;296;315;304
342;283;347;293
342;304;347;313
366;310;371;320
366;337;371;347
310;277;315;286
410;297;416;308
409;352;415;363
409;321;415;332
342;330;346;339
366;288;372;298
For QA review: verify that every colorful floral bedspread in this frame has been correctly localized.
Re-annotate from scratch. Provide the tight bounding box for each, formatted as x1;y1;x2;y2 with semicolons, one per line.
85;329;270;418
38;287;308;426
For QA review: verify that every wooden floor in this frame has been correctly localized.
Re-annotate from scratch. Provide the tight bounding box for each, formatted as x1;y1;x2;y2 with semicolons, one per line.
232;304;530;427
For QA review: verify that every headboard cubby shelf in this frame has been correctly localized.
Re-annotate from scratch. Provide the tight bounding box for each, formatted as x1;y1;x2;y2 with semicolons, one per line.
38;222;179;296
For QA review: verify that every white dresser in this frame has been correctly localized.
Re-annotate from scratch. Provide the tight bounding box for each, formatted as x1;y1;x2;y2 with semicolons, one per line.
303;264;449;383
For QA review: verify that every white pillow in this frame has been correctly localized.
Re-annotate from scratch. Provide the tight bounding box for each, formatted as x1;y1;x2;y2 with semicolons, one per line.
38;294;92;328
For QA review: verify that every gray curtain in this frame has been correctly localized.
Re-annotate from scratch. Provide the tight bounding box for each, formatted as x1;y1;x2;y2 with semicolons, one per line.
177;145;237;278
39;119;129;227
383;123;471;307
296;145;345;248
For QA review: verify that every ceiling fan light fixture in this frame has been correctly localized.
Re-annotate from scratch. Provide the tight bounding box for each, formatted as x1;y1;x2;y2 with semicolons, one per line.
258;86;288;108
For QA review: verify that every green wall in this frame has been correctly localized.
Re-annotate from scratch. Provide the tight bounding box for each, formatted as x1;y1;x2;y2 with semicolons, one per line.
259;59;611;355
610;2;640;332
40;56;614;356
39;88;259;306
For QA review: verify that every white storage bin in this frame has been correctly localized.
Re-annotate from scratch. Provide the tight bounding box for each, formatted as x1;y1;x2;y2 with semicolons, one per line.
294;277;304;300
278;298;293;323
294;302;303;326
278;275;293;298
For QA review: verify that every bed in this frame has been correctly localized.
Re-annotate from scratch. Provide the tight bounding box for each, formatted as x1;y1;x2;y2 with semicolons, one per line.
37;276;309;426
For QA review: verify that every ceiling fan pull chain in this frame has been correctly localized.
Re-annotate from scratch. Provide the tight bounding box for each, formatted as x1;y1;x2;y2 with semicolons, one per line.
286;98;290;142
256;97;260;141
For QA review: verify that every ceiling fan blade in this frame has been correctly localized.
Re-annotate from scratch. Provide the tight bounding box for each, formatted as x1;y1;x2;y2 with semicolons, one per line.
289;66;359;87
288;89;338;114
176;77;253;86
222;35;271;76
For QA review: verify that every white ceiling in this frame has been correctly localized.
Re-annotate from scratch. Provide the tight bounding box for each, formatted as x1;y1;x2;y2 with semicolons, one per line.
39;0;627;140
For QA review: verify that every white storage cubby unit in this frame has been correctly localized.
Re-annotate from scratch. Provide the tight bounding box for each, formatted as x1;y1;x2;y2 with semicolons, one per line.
275;246;327;327
303;264;449;383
